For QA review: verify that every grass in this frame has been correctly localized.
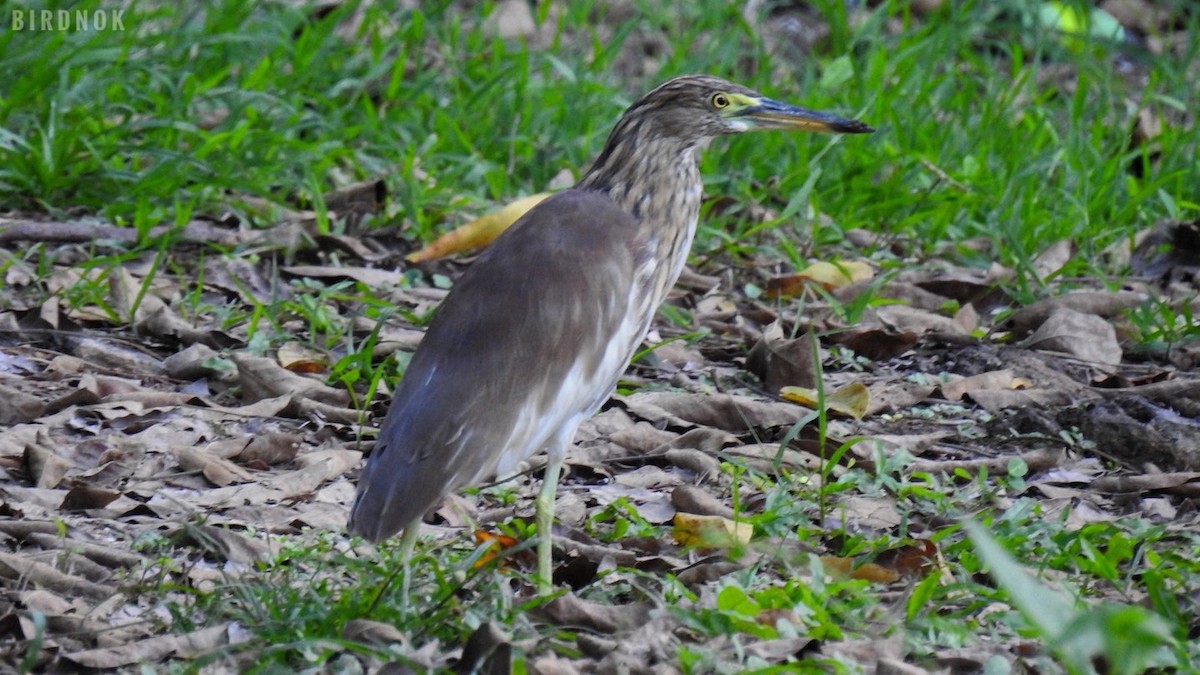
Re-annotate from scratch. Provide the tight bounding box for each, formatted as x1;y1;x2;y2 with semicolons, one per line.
3;0;1200;671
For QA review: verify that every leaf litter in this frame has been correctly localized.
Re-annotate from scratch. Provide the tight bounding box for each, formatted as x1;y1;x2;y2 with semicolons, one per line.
5;203;1200;670
6;202;1200;671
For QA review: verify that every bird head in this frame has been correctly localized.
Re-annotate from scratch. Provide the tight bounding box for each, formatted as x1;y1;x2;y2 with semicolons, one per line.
631;75;874;142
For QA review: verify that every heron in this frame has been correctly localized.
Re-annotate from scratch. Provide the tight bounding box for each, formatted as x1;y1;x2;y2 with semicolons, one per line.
349;74;872;595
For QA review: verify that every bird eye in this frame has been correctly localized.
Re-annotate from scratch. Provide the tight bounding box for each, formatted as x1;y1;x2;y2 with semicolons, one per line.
711;93;730;109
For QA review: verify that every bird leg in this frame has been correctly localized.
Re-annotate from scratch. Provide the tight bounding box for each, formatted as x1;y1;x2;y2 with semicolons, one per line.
397;521;420;605
535;454;563;595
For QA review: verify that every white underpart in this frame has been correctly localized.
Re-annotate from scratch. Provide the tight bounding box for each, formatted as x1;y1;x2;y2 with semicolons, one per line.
481;305;641;483
461;172;702;486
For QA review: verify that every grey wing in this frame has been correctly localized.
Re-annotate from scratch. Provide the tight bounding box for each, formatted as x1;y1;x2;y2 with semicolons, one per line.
348;189;642;541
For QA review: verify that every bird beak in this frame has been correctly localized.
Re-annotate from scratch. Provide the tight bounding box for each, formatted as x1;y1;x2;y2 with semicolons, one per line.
739;98;874;134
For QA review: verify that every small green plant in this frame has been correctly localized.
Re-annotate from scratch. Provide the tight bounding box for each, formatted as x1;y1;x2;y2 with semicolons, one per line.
965;520;1180;673
1124;297;1200;349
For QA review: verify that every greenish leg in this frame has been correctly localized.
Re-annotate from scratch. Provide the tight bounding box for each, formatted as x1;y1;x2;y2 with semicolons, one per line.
398;521;420;605
535;455;563;595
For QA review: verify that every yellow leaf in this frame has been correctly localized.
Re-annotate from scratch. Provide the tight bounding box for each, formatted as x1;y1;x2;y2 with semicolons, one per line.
779;381;870;420
765;260;874;298
672;512;753;548
406;192;553;262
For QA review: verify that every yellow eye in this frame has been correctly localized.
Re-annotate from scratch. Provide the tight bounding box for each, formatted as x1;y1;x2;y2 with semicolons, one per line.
711;93;730;109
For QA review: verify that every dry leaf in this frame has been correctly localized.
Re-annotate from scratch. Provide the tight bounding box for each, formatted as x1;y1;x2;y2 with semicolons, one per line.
24;443;72;489
819;556;900;583
277;342;329;374
1009;290;1144;337
765;260;874;298
831;326;920;361
63;624;231;669
1032;240;1074;281
406;192;552;262
746;323;817;392
535;593;651;634
779;381;870;420
672;512;753;548
473;530;520;568
1020;307;1122;365
940;369;1019;401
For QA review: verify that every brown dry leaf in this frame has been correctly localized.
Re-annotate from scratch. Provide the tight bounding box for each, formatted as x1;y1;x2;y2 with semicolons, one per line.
908;268;1011;310
1020;307;1122;365
875;305;968;336
104;390;202;407
825;635;907;670
173;447;254;486
535;593;652;634
1032;240;1074;281
865;382;938;415
136;304;235;348
860;431;953;459
203;256;280;305
835;281;945;311
179;523;275;565
882;539;942;578
831;326;920;361
608;421;678;453
66;337;165;379
620;392;805;431
746;323;817;392
615;465;681;490
967;387;1074;413
672;512;753;548
1090;472;1200;494
0;552;111;600
108;266;170;324
281;264;406;289
820;555;900;583
59;482;122;511
765;260;874;298
664;449;722;483
1009;290;1145;337
724;443;822;474
63;624;231;669
780;381;870;420
23;442;72;488
232;353;349;406
672;485;735;519
342;619;409;647
953;302;980;333
162;344;225;381
831;494;902;531
909;448;1063;477
407;192;553;262
24;533;144;569
235;433;302;466
940;369;1020;401
0;384;45;424
553;534;639;569
277;342;329;374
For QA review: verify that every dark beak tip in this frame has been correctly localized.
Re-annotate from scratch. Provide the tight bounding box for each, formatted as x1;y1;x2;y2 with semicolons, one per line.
838;120;875;134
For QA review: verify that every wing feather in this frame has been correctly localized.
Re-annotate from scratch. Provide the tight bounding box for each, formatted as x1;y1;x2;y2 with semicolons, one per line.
349;189;641;541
